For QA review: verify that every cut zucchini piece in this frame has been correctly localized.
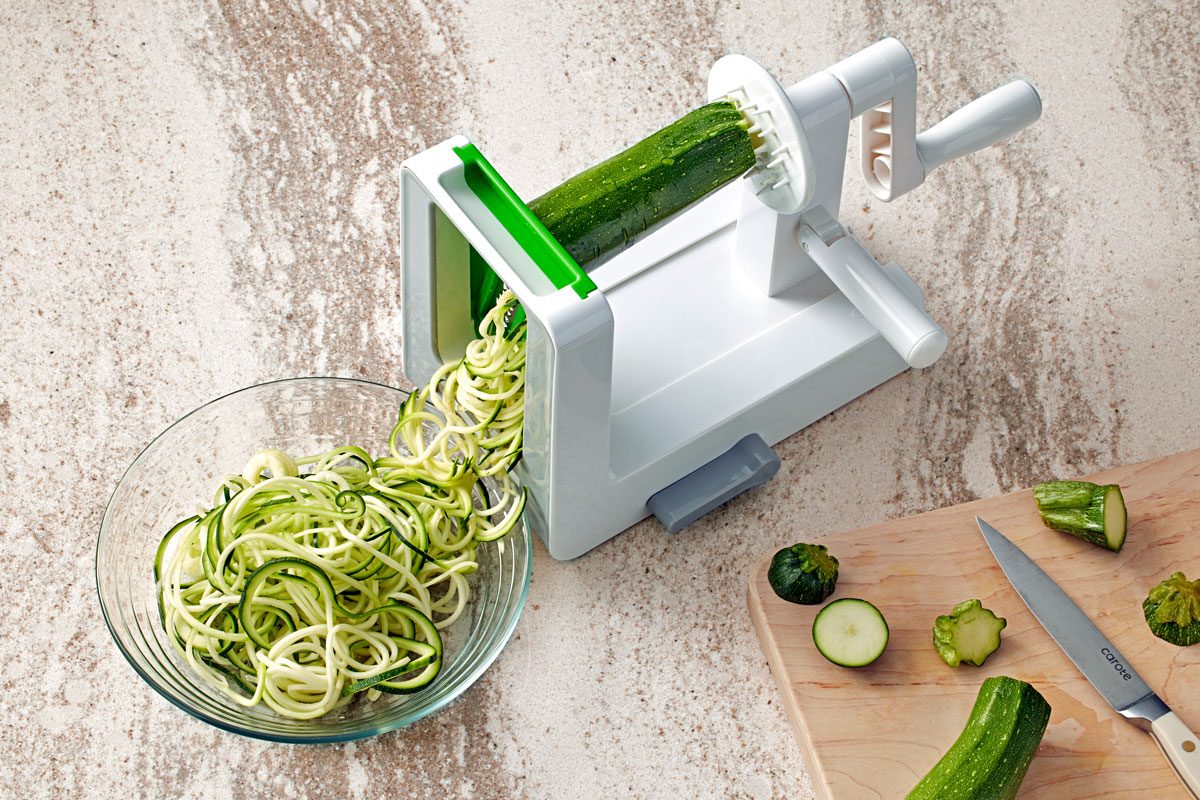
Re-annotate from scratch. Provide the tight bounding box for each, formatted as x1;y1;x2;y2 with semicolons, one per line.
812;598;889;668
905;676;1051;800
933;599;1007;668
1032;480;1126;552
1143;572;1200;646
768;542;839;605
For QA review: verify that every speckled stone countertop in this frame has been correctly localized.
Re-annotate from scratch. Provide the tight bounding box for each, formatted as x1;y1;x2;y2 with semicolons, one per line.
3;1;1198;798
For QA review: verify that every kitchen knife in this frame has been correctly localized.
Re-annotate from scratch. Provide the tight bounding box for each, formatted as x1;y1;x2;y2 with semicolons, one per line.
977;516;1200;797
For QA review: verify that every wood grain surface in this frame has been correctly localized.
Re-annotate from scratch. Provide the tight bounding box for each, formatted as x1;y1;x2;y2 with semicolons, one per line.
749;449;1200;799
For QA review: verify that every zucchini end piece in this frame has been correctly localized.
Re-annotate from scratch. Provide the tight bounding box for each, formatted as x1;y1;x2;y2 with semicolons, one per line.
767;542;839;605
1143;572;1200;646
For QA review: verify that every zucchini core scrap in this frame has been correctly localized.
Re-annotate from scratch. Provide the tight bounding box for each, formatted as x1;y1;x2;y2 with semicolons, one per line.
933;599;1007;668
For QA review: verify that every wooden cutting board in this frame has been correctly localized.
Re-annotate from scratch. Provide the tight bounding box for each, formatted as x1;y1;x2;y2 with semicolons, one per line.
748;449;1200;799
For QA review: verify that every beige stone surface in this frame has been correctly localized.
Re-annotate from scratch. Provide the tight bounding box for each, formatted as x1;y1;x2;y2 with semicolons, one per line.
1;0;1197;798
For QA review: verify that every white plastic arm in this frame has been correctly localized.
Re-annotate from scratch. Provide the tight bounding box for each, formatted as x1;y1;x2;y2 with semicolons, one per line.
916;80;1042;173
798;225;948;369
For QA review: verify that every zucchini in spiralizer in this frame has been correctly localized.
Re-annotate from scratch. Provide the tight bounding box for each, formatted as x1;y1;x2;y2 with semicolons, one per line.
476;101;757;312
812;598;889;667
933;599;1007;668
905;676;1051;800
527;101;756;268
768;542;839;605
1143;572;1200;647
1032;480;1127;552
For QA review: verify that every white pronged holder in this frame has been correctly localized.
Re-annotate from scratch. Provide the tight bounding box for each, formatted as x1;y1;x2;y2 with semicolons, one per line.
708;54;812;214
401;39;1041;559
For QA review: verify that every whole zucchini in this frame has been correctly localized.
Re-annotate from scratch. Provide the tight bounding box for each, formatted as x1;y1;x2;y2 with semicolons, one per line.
905;676;1051;800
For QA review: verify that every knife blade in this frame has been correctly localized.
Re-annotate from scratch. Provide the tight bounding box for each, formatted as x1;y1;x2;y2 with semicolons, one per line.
977;516;1200;796
977;516;1152;712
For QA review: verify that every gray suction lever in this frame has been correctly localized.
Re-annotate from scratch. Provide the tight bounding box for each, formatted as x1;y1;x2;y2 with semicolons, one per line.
647;434;780;533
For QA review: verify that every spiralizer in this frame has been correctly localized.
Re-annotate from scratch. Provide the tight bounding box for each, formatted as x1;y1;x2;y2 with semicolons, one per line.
401;38;1042;559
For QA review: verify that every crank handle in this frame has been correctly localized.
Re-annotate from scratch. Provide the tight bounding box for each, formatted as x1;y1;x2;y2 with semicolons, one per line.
916;80;1042;173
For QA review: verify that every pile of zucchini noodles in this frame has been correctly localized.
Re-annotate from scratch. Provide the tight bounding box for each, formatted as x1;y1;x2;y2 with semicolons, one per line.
156;291;527;719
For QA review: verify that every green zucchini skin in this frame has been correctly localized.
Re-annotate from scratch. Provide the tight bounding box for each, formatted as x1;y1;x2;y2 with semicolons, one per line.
527;101;755;268
1143;572;1200;646
768;542;839;605
905;676;1051;800
1032;480;1126;552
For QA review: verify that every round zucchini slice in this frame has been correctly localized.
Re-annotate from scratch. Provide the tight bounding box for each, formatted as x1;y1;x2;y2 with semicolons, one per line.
812;598;889;667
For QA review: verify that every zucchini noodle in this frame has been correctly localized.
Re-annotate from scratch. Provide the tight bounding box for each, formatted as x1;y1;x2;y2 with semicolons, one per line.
156;291;528;719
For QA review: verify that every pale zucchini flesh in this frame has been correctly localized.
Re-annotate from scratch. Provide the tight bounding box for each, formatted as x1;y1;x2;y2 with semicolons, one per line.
812;598;889;668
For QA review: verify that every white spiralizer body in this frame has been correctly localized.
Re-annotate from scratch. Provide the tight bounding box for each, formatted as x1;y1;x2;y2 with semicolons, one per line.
401;38;1041;559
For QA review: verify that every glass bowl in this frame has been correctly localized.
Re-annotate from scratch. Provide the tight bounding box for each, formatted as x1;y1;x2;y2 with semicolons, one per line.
96;377;531;743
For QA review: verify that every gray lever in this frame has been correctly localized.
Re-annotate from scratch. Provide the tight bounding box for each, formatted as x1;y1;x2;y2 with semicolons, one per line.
647;434;780;534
